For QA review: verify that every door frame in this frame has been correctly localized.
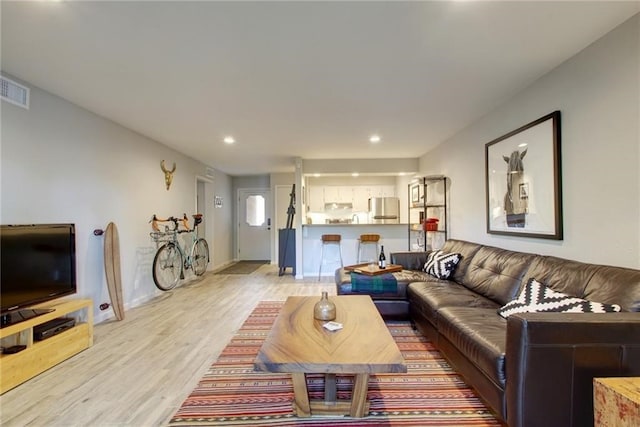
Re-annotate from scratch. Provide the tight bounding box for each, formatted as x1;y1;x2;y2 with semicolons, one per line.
195;176;214;271
236;187;272;261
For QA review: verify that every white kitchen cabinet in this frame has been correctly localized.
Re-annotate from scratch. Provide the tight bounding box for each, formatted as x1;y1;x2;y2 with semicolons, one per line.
383;185;396;197
352;187;370;212
307;186;325;212
307;185;395;212
370;185;396;197
323;186;353;203
322;186;338;203
353;186;397;211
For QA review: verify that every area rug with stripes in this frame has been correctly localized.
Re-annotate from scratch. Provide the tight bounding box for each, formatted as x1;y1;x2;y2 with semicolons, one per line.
169;301;502;426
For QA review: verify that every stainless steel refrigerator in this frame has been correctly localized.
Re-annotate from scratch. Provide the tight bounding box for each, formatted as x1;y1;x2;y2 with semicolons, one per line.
368;197;400;224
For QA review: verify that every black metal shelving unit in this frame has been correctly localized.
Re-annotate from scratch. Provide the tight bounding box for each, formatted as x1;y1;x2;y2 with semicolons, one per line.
407;175;448;251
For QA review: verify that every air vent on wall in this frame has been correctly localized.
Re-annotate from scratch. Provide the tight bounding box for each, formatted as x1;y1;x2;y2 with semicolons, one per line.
1;76;30;109
205;167;216;178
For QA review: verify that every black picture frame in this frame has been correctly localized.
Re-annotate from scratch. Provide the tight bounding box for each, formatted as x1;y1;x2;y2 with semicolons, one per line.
410;184;420;204
485;111;562;239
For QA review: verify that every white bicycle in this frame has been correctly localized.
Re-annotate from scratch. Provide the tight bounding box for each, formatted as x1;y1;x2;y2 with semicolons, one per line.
149;214;209;291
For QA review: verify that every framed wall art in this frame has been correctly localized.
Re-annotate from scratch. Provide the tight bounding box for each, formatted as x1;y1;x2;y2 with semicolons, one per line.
410;184;420;204
485;110;562;239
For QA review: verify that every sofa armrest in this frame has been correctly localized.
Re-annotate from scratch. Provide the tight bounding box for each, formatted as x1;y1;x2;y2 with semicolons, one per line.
390;251;429;271
506;312;640;427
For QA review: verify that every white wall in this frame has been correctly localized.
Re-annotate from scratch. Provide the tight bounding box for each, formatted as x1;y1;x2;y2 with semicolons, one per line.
209;169;234;269
419;15;639;269
1;76;235;323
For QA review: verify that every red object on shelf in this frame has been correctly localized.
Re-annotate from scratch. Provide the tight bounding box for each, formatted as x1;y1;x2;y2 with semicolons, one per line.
422;218;439;231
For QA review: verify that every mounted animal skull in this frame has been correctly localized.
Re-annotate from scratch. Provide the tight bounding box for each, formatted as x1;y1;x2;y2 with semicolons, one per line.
160;160;176;190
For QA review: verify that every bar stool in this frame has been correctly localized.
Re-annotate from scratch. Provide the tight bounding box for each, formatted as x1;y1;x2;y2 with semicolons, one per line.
357;234;380;263
318;234;343;280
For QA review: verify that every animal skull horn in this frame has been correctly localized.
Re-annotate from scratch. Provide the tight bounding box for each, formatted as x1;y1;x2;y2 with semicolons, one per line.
161;160;176;190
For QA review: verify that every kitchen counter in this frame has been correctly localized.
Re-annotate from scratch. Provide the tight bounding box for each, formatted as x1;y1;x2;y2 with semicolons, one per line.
302;223;409;277
303;223;409;226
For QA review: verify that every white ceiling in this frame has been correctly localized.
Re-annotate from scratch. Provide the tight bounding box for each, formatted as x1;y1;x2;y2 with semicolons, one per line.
2;1;638;176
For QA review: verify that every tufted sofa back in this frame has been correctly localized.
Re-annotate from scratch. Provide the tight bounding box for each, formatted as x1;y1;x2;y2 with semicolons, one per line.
519;256;640;311
441;240;640;312
441;239;482;283
520;255;599;298
443;240;535;305
582;265;640;312
461;246;537;305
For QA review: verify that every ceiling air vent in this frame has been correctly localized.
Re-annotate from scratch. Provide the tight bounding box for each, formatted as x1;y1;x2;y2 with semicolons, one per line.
1;76;30;109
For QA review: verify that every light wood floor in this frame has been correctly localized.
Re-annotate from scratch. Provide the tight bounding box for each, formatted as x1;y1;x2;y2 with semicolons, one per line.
0;265;333;426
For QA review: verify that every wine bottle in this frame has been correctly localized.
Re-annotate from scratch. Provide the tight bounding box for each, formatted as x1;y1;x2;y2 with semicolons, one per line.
378;245;386;269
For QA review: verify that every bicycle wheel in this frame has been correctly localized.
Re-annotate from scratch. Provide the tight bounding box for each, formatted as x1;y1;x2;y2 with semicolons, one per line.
152;242;183;291
191;238;209;276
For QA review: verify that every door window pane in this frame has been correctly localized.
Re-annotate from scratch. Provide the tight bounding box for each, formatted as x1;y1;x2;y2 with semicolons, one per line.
246;195;265;226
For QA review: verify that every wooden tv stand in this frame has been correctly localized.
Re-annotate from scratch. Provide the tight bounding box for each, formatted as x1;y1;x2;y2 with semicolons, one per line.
0;299;93;394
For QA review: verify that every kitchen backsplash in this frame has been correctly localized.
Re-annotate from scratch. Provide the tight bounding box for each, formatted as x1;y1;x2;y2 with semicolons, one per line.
306;211;369;225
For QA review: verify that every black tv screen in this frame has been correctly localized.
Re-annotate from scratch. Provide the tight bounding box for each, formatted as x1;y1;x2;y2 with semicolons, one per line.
1;224;77;315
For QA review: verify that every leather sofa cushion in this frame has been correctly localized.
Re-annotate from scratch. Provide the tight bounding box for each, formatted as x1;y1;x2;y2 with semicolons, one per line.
520;255;600;298
583;265;640;312
461;246;537;305
437;307;508;388
408;281;499;328
392;269;433;286
521;255;640;311
390;251;429;271
441;240;482;284
374;300;410;320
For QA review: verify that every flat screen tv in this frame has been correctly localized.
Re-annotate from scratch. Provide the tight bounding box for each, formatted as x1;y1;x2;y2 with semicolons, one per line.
0;223;77;327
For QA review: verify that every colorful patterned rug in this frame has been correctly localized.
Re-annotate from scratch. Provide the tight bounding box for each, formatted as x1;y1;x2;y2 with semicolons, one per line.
170;301;502;426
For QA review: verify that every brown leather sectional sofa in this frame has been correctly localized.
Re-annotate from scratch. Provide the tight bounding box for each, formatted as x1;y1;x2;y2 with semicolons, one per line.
336;239;640;426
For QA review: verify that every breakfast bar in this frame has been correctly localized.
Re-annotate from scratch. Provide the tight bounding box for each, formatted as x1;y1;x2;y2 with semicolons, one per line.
302;224;408;278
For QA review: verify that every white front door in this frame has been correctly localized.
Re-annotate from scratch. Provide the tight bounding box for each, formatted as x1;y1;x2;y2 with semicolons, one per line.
238;188;271;261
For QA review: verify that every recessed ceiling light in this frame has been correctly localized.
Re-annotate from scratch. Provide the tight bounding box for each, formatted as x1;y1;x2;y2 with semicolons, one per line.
369;135;381;143
223;136;235;144
352;172;360;177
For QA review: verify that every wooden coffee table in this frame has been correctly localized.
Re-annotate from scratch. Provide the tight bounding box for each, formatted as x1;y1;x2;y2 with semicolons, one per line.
254;295;406;418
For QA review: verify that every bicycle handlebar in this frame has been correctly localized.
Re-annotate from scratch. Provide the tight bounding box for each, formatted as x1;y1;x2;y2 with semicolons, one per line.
150;213;203;232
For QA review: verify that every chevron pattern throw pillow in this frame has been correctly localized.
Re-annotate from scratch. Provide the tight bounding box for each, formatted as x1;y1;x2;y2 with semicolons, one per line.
423;250;461;280
498;278;622;318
